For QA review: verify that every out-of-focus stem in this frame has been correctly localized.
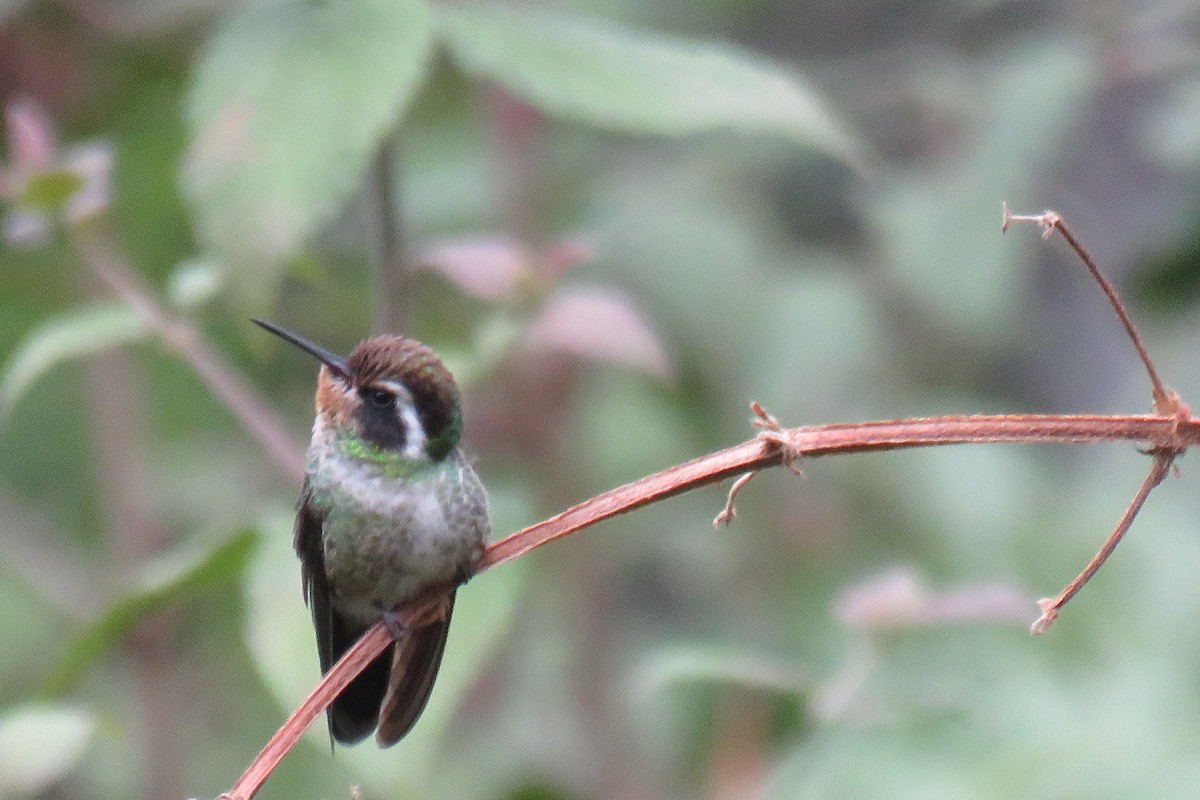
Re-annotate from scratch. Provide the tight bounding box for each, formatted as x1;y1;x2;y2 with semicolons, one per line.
73;229;306;482
369;139;409;335
84;277;179;800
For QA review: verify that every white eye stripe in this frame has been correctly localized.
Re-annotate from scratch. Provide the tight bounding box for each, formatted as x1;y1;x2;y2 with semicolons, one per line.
399;402;426;460
376;380;427;460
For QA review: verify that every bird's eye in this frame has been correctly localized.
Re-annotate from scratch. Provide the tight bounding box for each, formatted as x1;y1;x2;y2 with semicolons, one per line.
364;388;394;408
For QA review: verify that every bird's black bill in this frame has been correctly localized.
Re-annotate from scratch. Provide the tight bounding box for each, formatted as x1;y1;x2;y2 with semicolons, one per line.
251;318;351;380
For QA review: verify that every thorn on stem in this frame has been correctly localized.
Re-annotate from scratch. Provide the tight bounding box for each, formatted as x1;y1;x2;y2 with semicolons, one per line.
750;401;804;475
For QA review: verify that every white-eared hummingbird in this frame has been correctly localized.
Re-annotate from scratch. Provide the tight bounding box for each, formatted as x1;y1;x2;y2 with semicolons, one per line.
254;319;490;746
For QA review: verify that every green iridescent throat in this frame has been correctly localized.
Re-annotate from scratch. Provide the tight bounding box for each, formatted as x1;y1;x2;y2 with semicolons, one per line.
337;431;429;479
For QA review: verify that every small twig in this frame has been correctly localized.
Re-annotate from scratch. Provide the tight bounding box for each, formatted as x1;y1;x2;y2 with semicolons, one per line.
714;403;805;526
1031;399;1191;634
713;472;755;526
1031;450;1175;634
1002;204;1175;412
1003;204;1188;628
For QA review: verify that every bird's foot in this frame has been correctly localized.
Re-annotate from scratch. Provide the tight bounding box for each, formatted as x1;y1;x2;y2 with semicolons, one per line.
380;609;411;642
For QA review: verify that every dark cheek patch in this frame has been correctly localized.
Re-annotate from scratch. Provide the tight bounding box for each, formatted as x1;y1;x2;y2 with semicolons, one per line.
357;403;406;451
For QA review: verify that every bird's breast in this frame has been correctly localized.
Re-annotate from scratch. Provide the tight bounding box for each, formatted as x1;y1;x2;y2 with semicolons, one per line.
308;444;488;626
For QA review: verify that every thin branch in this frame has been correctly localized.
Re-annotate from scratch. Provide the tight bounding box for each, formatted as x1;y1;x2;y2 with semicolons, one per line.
476;412;1196;572
71;229;307;482
220;588;454;800
1002;204;1174;411
221;408;1200;800
1031;450;1175;634
220;623;396;800
1001;205;1189;627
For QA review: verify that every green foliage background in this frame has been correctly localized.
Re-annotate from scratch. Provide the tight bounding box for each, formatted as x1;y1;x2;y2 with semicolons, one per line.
5;1;1200;798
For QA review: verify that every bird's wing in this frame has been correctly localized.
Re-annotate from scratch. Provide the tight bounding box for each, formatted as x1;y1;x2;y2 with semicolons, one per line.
295;482;390;744
375;591;456;747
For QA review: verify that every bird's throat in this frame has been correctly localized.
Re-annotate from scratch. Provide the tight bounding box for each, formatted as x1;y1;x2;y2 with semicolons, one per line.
335;430;431;479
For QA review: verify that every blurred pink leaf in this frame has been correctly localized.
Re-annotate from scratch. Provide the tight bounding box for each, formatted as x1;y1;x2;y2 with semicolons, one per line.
420;237;531;301
534;237;593;282
420;235;594;301
835;567;1030;631
5;98;55;174
524;287;674;380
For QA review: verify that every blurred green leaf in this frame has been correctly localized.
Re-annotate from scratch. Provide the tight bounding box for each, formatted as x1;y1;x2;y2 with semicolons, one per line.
166;257;225;309
17;169;84;209
0;305;148;426
866;40;1093;342
243;511;323;718
182;0;435;308
0;705;95;798
437;4;862;164
634;644;807;698
42;529;258;695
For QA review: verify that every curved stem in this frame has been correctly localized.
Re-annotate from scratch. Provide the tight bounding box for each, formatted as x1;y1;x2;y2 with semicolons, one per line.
479;411;1197;571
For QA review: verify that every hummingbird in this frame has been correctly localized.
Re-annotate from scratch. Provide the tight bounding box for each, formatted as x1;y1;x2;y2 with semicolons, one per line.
253;318;490;747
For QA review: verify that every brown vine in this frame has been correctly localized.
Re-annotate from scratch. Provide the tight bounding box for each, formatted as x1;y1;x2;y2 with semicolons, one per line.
221;208;1194;800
